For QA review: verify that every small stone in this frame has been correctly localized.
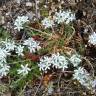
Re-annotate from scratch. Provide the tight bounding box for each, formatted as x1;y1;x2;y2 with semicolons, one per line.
44;5;47;8
26;2;32;7
6;12;11;16
15;0;21;4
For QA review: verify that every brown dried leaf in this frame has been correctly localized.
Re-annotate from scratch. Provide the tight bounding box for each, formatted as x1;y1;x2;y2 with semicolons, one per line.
24;53;40;62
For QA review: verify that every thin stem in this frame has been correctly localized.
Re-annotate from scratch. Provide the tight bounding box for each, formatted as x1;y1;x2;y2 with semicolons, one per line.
83;57;95;77
26;26;52;37
7;59;30;65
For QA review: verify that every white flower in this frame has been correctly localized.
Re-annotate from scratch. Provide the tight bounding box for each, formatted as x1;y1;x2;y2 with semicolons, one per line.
54;10;66;24
17;64;31;76
88;32;96;45
14;16;29;31
42;17;54;29
16;45;24;56
38;53;68;72
38;56;52;72
23;38;41;53
73;67;88;80
51;53;68;71
2;39;16;51
54;10;75;24
14;22;23;31
69;54;81;67
73;67;92;89
0;48;10;63
0;64;10;78
65;12;75;24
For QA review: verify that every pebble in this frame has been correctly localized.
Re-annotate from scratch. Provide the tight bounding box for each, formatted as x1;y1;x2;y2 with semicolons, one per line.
26;2;32;7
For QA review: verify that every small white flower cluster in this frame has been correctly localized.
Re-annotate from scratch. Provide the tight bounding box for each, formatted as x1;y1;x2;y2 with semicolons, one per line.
73;67;93;89
0;39;24;78
42;17;54;29
0;37;41;78
2;37;41;56
16;45;24;56
38;56;52;72
51;53;68;71
17;64;31;76
0;47;10;78
88;32;96;45
23;38;41;53
42;10;75;29
38;53;82;73
38;52;96;90
54;10;75;24
14;16;29;31
38;53;68;72
2;39;24;56
69;54;81;67
2;39;16;51
0;64;10;78
0;47;10;63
